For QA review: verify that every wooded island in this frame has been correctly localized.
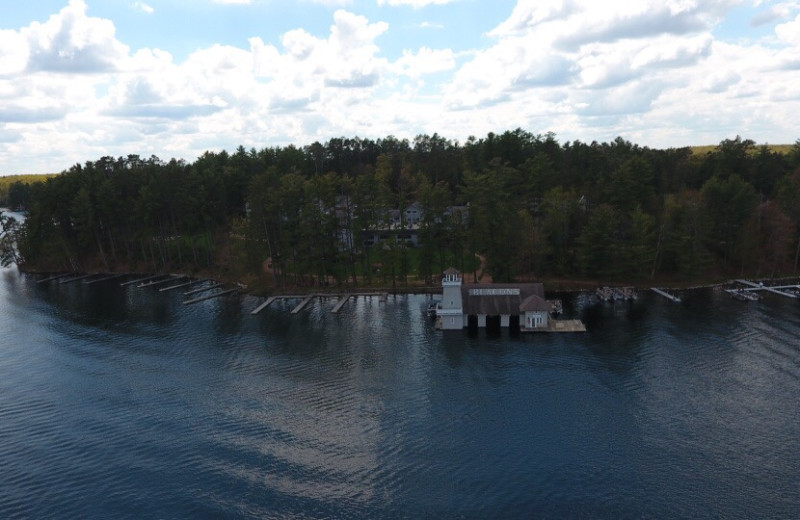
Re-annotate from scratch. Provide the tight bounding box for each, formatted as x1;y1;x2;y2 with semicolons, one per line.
2;131;799;291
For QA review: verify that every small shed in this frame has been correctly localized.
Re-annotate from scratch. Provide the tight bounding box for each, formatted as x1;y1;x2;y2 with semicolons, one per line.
520;294;550;330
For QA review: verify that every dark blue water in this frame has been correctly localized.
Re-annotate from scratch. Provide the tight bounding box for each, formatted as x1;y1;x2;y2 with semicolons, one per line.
1;262;799;518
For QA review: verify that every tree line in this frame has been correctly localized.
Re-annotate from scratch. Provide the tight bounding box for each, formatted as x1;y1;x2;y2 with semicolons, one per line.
4;131;800;287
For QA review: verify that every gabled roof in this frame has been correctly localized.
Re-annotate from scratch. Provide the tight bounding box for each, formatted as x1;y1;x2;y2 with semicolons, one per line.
443;267;460;276
520;294;551;312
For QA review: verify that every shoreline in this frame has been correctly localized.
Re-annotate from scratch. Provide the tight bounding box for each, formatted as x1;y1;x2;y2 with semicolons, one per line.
18;264;800;297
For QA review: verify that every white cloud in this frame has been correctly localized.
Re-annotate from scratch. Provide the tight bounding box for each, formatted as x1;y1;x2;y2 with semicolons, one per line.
23;0;129;73
132;2;154;14
775;13;800;44
394;47;455;78
0;29;28;75
305;0;354;6
751;1;799;26
211;0;252;4
377;0;458;8
2;0;800;175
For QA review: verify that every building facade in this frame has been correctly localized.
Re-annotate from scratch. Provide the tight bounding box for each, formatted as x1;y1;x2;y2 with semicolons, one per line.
436;268;550;331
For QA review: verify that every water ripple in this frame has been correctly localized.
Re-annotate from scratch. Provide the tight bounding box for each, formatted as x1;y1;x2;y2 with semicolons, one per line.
1;278;799;518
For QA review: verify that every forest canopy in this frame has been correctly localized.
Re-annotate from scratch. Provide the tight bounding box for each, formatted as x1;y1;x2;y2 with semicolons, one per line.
5;132;800;289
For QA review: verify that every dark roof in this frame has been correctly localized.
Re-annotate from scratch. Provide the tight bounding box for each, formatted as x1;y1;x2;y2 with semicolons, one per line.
443;267;460;276
461;283;545;316
520;294;551;312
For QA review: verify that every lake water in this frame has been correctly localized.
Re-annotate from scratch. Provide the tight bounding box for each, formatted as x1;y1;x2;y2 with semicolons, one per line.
1;257;799;517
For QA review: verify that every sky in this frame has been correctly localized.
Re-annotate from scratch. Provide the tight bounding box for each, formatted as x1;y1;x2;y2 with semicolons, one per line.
1;0;799;175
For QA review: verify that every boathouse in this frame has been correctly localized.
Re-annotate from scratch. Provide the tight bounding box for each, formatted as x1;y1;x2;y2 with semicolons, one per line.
437;268;550;331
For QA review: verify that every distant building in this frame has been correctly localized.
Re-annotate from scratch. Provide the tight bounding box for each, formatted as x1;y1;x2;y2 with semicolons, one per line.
436;268;550;331
403;202;423;225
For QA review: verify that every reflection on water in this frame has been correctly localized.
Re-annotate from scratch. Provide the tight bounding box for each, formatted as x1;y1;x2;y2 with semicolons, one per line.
0;268;799;519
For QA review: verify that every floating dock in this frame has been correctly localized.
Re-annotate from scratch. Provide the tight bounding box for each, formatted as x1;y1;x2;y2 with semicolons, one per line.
522;319;586;333
159;280;196;292
37;273;69;283
250;296;278;315
121;274;164;287
733;280;798;299
183;289;237;305
84;273;128;285
250;292;390;315
59;274;93;284
184;283;223;296
331;295;351;313
139;276;183;288
549;319;587;332
651;288;682;303
291;294;316;314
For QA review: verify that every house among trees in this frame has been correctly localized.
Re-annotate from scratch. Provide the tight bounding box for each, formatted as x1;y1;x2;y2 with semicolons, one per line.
436;268;555;332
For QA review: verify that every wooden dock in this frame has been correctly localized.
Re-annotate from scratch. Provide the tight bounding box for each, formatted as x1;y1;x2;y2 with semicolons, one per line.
159;280;195;292
550;319;587;332
250;296;278;315
331;294;351;313
138;276;183;288
733;280;798;299
121;274;164;287
59;274;93;284
37;273;69;283
522;319;586;333
183;289;237;305
651;288;682;303
83;273;127;285
250;291;391;316
291;294;316;314
184;283;223;296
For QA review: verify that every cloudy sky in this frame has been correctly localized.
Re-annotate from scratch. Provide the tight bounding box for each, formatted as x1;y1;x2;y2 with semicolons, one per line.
1;0;799;174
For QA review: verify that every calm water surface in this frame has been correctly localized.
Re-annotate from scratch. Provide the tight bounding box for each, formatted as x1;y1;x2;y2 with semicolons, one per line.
1;258;798;518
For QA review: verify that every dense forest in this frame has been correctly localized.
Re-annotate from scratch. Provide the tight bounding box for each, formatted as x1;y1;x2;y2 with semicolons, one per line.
2;131;800;290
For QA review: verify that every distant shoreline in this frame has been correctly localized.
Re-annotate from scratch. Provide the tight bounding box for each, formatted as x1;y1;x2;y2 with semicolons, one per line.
17;264;799;297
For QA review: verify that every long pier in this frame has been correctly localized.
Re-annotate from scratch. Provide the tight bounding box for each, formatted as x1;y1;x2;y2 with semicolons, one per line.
121;274;164;287
250;292;390;315
651;288;682;303
160;280;196;292
331;295;351;314
183;289;238;305
59;274;93;284
250;296;278;315
733;280;798;299
291;294;316;314
138;276;183;288
184;283;223;296
84;273;128;285
37;273;69;283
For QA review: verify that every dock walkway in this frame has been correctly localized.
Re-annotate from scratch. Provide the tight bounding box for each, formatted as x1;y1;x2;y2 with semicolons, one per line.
121;274;164;287
184;283;222;296
733;280;798;299
291;294;316;314
522;319;586;333
250;292;390;315
84;273;127;285
250;296;278;315
160;280;195;292
59;274;93;284
651;288;682;303
139;276;183;288
37;273;69;283
331;295;351;314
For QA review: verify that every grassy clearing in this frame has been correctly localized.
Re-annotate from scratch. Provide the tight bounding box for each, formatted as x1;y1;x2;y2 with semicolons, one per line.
690;144;794;156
